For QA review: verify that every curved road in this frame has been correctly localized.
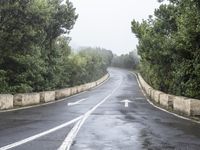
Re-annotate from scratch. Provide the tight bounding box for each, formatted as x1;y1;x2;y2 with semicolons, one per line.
0;68;200;150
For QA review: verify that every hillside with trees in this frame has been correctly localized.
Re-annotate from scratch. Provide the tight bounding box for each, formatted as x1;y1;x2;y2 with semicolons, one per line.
131;0;200;99
0;0;113;94
111;51;139;69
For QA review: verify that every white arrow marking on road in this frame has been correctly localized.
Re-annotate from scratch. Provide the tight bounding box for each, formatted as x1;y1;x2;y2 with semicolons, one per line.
68;99;87;106
120;99;132;107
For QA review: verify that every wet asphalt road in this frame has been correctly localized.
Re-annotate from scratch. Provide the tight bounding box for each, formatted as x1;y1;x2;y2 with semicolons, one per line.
0;68;200;150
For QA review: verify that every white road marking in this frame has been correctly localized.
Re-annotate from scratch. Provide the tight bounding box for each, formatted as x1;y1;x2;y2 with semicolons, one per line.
0;116;83;150
58;78;123;150
130;72;200;124
68;99;87;106
57;119;82;150
120;99;132;107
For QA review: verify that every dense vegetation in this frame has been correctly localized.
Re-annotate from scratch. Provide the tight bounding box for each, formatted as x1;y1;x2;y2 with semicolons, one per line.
111;51;138;69
131;0;200;99
68;47;113;86
0;0;113;94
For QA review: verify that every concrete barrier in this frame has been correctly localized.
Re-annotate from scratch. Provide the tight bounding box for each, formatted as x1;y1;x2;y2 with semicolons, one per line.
77;85;84;93
153;91;163;103
54;74;108;100
138;74;151;94
173;96;191;116
173;97;200;116
150;89;155;100
146;88;151;96
159;93;174;109
55;88;71;100
190;99;200;116
0;94;13;109
83;83;88;90
87;83;92;89
70;87;78;95
91;82;97;88
0;73;109;110
85;83;92;89
83;84;90;91
137;73;200;117
96;79;101;85
14;93;40;106
40;91;55;103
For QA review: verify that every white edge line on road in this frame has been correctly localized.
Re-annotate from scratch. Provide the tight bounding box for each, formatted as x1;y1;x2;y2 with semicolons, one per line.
58;77;123;150
0;74;110;113
0;116;83;150
68;99;87;106
130;71;200;124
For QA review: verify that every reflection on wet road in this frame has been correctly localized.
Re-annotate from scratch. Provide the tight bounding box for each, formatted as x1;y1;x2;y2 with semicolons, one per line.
0;68;200;150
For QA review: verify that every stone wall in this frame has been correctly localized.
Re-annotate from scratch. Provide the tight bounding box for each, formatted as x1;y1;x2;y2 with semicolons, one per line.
138;73;200;116
0;74;109;110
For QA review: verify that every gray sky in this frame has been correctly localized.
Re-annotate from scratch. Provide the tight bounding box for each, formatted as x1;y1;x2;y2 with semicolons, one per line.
69;0;160;55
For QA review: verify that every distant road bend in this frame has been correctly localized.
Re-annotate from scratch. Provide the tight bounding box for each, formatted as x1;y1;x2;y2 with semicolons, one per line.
0;68;200;150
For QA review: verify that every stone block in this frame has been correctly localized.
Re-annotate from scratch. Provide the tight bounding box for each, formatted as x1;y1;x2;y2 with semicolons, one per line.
14;93;40;106
173;96;190;115
55;88;71;100
40;91;55;103
0;94;13;110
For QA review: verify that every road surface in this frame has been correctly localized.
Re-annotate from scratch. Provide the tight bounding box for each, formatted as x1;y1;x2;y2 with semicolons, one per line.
0;68;200;150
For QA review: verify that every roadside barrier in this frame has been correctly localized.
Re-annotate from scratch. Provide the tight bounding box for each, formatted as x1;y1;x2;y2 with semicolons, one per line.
0;74;109;110
137;74;200;116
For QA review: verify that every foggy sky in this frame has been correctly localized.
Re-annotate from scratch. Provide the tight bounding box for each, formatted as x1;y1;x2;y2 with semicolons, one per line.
69;0;160;55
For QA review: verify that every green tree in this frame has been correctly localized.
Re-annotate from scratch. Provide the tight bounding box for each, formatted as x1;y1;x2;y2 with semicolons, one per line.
131;0;200;98
0;0;47;93
111;51;138;69
0;0;77;93
69;47;113;86
0;0;112;94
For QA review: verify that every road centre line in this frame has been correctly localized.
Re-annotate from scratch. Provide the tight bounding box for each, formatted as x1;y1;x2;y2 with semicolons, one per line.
0;116;83;150
58;78;123;150
57;117;82;150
